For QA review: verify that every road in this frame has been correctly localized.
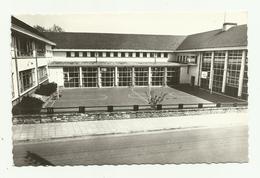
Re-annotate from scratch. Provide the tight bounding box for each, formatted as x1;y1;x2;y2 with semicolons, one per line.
13;125;248;166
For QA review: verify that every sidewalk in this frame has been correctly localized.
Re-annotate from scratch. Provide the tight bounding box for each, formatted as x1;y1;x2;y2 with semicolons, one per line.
12;111;248;142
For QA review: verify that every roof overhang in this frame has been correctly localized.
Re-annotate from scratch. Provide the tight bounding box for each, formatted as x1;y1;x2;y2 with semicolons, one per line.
11;24;56;46
175;46;247;53
52;49;174;53
48;61;183;67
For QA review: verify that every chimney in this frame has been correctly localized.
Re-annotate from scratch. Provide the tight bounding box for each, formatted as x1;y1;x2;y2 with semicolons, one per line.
222;22;237;31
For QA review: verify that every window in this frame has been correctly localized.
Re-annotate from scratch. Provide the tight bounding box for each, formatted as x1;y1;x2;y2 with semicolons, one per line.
212;51;225;93
135;67;148;86
106;52;111;57
35;41;46;57
118;67;132;86
90;52;95;57
82;67;98;87
11;73;15;98
98;52;102;57
150;53;154;58
143;52;147;57
200;52;212;90
128;52;133;57
242;51;248;100
101;67;115;87
167;67;180;85
63;67;80;87
83;52;87;57
16;35;33;57
157;53;161;58
121;52;125;57
38;66;48;83
136;52;140;57
66;52;71;57
75;52;79;57
19;69;35;93
151;67;164;86
164;53;168;58
114;52;118;57
225;50;242;97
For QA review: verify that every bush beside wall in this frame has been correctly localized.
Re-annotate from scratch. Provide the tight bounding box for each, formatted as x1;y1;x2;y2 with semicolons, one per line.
35;82;57;96
12;96;44;115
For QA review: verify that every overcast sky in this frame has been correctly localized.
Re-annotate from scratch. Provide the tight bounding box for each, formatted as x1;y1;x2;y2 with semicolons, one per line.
16;12;247;35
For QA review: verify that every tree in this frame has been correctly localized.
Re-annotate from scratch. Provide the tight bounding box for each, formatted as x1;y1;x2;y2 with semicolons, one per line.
33;24;65;32
145;87;167;109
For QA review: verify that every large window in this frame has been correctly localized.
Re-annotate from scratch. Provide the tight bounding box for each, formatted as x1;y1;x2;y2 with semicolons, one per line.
35;41;46;57
167;67;180;85
135;67;148;86
242;51;248;100
19;69;35;93
82;67;98;87
16;35;33;57
101;67;115;87
225;50;242;97
200;52;212;90
118;67;132;86
38;66;48;83
212;51;225;93
151;67;164;86
63;67;80;87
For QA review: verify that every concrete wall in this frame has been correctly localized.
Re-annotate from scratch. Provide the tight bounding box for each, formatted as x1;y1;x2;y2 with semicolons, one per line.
48;67;64;86
179;65;199;85
51;51;172;63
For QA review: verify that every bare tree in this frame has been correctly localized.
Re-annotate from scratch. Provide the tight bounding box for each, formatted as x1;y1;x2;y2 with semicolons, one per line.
145;87;167;109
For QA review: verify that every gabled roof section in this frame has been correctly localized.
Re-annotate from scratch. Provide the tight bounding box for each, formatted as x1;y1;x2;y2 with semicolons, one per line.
177;24;247;51
11;16;56;45
43;32;186;51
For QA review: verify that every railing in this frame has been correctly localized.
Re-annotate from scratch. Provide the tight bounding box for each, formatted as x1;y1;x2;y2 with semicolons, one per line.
41;102;248;115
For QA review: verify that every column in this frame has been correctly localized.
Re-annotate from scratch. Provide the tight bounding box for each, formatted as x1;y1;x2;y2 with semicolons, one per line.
221;51;228;93
197;53;202;86
132;67;135;86
79;66;83;87
164;67;167;86
238;50;246;97
148;66;152;86
209;51;214;92
114;66;118;87
97;67;101;88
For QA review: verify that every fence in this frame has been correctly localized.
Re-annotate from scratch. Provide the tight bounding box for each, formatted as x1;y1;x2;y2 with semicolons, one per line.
40;102;248;115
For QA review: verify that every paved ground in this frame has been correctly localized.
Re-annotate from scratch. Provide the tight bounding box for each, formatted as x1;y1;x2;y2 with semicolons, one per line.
13;125;248;166
47;87;211;108
12;111;247;142
172;85;246;103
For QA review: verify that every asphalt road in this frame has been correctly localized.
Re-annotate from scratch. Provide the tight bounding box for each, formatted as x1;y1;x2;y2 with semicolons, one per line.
13;126;248;166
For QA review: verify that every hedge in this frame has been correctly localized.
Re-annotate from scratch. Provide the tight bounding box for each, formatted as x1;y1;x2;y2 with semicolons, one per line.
12;96;44;115
35;82;57;96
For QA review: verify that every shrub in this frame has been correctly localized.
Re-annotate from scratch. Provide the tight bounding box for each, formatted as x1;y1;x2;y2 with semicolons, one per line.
12;96;44;115
35;82;57;96
145;87;167;109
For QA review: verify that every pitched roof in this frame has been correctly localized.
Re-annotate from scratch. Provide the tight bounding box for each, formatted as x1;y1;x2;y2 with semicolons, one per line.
11;16;49;40
177;24;247;51
43;32;186;51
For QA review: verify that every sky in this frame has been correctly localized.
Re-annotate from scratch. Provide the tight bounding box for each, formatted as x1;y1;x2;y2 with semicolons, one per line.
16;12;247;36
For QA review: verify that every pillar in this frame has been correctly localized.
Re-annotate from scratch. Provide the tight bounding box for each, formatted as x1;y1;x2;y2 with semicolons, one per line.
209;51;214;92
221;51;228;93
79;66;83;87
148;66;152;86
114;66;118;87
238;50;246;97
164;67;167;86
97;67;101;87
197;52;202;86
132;67;135;86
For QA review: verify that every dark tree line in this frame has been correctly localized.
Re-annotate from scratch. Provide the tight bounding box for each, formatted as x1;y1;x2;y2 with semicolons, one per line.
34;24;65;32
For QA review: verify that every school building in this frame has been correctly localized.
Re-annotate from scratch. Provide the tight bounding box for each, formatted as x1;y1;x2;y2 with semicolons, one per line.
11;16;248;105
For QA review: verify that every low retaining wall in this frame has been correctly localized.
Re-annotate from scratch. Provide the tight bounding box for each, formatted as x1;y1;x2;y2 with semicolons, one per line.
12;106;247;125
